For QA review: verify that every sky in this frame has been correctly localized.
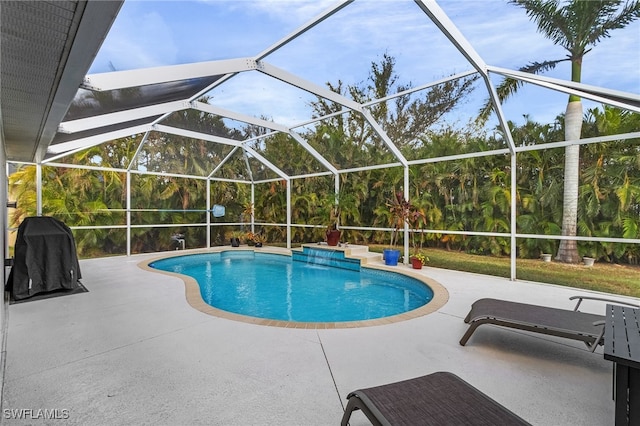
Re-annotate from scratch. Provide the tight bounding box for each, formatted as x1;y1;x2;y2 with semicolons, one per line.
89;0;640;131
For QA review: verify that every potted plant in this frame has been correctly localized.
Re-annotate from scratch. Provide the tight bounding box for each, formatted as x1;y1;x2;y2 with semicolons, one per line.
383;191;424;266
227;230;244;247
411;252;429;269
318;191;356;247
314;192;340;246
252;233;267;248
326;226;341;246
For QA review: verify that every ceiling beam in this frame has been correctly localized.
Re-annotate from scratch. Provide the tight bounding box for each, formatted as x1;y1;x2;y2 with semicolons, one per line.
255;0;354;60
58;100;189;134
288;131;338;174
154;124;244;147
243;145;289;181
413;0;516;154
82;58;257;91
488;66;640;112
191;101;290;133
413;0;487;75
361;109;408;167
256;61;363;111
46;123;151;156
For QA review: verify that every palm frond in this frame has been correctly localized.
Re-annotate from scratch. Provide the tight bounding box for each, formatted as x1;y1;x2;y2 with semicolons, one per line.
581;1;640;48
510;0;568;46
478;59;565;123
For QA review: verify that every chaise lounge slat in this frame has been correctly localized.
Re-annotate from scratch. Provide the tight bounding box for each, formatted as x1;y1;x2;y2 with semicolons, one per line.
459;296;639;351
341;371;530;426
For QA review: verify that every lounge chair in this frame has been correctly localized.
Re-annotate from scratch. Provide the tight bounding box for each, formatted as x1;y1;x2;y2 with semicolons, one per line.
341;371;530;426
460;295;640;351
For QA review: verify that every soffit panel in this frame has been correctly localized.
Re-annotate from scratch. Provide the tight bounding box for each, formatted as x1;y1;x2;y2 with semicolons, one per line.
1;0;123;162
1;0;80;160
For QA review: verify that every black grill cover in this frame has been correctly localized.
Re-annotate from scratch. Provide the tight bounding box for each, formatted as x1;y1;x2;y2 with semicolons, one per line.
6;216;82;300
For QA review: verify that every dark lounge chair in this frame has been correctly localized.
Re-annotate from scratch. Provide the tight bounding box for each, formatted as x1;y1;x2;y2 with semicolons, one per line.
460;295;640;351
341;371;530;426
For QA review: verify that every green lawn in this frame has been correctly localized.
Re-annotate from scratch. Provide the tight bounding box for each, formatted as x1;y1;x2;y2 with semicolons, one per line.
368;246;640;298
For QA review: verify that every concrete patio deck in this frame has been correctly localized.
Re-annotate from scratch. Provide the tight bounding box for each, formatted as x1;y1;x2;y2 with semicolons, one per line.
2;248;638;425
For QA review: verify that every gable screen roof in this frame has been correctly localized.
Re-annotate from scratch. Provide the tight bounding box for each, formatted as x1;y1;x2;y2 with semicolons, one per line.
3;0;639;174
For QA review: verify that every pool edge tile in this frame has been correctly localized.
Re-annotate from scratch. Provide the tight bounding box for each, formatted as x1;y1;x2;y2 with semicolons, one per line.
137;247;450;329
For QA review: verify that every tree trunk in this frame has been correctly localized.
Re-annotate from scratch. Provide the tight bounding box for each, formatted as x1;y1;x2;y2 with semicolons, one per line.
556;100;582;263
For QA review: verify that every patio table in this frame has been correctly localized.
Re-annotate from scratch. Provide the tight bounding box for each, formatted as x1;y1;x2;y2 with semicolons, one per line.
604;304;640;426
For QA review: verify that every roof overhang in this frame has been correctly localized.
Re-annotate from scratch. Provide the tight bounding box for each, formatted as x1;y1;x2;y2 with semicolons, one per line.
0;0;123;162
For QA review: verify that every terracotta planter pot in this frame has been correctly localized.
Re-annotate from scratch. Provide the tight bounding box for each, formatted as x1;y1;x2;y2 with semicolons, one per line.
326;229;341;246
411;257;423;269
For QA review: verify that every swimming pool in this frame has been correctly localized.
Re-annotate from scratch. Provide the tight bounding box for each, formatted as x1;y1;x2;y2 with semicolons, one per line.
147;250;441;326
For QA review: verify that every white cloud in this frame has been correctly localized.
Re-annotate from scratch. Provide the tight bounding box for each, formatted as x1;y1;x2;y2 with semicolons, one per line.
264;1;473;88
92;9;178;72
207;71;317;126
238;0;343;24
91;0;639;128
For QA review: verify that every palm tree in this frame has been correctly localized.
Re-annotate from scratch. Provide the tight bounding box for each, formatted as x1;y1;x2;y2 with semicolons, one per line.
481;0;640;262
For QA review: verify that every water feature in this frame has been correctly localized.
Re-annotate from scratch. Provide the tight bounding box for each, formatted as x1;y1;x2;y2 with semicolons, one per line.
291;246;360;271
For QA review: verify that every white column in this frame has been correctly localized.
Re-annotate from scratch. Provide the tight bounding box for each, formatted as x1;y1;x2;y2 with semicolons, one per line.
126;171;131;256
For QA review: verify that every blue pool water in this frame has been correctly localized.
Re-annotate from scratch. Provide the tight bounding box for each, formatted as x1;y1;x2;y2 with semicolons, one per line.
149;251;433;323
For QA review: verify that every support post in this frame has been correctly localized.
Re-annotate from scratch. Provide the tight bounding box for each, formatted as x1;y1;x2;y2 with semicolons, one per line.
510;153;517;280
126;171;131;256
206;178;211;248
334;174;340;229
403;166;410;264
36;163;42;216
250;183;255;234
286;178;291;249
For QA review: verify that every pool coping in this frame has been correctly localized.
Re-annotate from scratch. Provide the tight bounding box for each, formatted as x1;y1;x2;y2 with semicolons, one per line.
138;246;449;329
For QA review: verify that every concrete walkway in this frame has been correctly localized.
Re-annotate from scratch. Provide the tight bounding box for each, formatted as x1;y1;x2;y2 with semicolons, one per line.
3;250;638;425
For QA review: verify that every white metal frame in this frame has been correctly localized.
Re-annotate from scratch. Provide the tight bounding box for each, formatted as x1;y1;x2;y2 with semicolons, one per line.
5;0;638;279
